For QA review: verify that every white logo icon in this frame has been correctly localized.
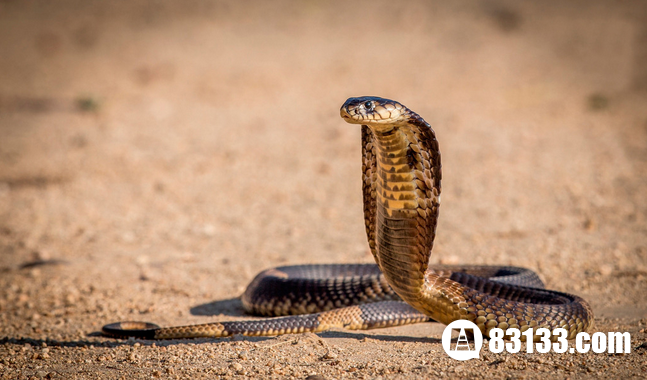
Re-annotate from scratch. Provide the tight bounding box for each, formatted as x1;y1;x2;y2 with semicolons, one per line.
441;320;484;360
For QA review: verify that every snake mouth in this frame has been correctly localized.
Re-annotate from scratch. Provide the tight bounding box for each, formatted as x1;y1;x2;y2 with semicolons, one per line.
340;106;360;123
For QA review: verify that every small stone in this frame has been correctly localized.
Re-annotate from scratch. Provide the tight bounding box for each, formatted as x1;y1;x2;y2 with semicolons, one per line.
65;294;77;305
323;351;337;360
600;265;613;276
230;362;243;371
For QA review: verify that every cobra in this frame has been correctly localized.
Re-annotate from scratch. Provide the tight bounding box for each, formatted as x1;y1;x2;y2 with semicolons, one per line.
103;96;593;341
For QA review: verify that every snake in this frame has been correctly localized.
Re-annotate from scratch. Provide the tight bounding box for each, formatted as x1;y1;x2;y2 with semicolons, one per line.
102;96;593;341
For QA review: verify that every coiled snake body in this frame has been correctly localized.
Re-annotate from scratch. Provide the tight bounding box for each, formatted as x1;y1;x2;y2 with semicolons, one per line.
103;97;593;341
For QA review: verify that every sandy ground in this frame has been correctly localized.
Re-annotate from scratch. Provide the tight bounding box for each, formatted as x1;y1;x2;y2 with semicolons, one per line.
1;0;647;379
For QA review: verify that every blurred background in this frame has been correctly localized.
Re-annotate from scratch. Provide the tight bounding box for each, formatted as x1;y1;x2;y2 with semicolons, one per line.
1;0;646;341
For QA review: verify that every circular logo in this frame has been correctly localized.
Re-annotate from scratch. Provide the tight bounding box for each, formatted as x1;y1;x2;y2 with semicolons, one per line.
441;320;484;360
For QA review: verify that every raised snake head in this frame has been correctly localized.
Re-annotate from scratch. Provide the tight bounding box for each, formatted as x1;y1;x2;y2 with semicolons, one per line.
340;96;412;130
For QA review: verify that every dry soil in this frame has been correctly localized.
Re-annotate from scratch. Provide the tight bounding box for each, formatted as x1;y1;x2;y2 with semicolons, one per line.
1;1;646;379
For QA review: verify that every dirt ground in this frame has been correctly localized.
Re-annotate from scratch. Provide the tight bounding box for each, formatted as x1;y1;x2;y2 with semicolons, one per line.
1;1;646;379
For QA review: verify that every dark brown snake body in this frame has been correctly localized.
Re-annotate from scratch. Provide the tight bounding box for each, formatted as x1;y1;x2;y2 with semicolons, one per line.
103;97;593;341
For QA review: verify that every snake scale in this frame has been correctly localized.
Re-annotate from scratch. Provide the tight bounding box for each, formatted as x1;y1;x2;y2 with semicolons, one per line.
103;96;593;341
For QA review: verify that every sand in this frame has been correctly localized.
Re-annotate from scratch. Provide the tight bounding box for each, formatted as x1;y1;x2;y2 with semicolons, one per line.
1;1;646;379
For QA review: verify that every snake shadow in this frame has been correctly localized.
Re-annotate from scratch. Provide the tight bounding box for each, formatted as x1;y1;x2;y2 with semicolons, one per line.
317;330;441;344
190;297;246;317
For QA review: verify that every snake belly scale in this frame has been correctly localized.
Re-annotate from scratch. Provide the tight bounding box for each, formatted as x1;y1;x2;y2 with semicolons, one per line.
102;97;593;341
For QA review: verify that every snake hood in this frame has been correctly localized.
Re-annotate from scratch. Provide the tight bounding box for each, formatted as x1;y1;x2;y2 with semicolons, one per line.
341;96;412;128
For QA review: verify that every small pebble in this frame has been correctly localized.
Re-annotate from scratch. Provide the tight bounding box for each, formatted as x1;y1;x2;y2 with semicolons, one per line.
322;351;337;360
600;265;613;276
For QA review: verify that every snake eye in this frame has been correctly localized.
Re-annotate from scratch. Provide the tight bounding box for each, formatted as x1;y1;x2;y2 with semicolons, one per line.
364;101;374;111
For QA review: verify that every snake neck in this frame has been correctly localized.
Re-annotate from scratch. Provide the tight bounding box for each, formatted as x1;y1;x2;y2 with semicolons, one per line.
370;123;441;313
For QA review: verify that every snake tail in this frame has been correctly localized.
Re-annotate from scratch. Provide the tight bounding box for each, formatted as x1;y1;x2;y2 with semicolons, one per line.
102;301;428;339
